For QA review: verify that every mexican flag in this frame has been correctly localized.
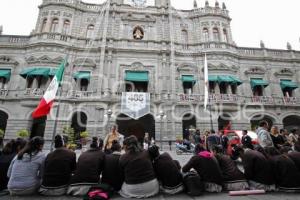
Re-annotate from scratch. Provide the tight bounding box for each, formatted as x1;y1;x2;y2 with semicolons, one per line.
32;59;66;119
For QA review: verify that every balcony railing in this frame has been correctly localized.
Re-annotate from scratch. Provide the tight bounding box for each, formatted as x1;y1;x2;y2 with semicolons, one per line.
283;97;300;105
24;88;45;97
0;89;8;97
251;96;274;104
177;94;203;102
67;90;94;98
210;94;240;103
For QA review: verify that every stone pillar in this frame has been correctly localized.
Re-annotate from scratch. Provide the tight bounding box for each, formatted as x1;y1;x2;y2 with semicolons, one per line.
215;83;220;94
227;84;232;94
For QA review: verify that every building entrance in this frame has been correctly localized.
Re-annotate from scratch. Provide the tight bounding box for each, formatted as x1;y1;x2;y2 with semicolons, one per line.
116;114;155;144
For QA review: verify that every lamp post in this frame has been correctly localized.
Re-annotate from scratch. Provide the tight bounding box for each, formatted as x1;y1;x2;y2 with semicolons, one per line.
159;110;165;150
106;109;112;134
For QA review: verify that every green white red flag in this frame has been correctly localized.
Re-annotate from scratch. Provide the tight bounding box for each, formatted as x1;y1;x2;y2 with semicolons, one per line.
32;59;66;119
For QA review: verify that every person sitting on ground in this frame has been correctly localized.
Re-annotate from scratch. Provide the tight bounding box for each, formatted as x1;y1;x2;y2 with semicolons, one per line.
103;125;124;154
0;140;18;192
212;145;249;191
68;137;105;196
101;140;124;192
182;144;223;193
235;146;275;191
256;121;274;148
264;146;300;192
270;126;285;150
7;136;45;196
241;130;253;149
119;135;159;198
148;145;184;195
39;135;76;196
284;147;300;172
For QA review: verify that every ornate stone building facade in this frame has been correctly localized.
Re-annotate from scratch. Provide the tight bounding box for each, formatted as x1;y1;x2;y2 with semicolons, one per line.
0;0;299;144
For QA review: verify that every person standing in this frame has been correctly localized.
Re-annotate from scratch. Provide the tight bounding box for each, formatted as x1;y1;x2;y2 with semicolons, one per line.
270;126;285;149
103;125;124;153
256;121;274;148
7;137;46;196
289;129;299;150
241;130;253;149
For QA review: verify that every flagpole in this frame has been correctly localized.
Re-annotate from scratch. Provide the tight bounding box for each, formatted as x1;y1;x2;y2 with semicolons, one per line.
50;57;68;152
50;86;63;152
209;101;214;131
204;53;214;131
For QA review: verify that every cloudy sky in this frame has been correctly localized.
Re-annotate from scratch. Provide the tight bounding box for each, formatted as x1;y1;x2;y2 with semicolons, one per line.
0;0;300;50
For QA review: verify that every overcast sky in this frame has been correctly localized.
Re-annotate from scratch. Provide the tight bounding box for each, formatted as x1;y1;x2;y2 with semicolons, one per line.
0;0;300;50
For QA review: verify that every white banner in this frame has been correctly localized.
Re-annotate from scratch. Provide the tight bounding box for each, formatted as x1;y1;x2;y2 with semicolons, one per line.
121;92;150;120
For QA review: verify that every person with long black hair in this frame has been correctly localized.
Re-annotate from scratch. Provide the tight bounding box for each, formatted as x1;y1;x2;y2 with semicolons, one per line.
7;136;45;195
119;135;159;198
39;135;76;196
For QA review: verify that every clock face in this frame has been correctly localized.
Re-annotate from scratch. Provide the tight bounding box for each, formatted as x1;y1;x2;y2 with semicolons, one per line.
131;0;147;7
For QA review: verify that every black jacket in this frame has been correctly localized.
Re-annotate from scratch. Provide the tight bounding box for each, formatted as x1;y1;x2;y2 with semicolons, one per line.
101;152;123;191
242;149;275;185
288;152;300;172
153;152;183;188
41;148;76;187
70;149;105;184
0;152;16;190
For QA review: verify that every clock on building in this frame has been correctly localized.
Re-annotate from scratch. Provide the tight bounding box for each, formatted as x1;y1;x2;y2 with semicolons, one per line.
131;0;147;7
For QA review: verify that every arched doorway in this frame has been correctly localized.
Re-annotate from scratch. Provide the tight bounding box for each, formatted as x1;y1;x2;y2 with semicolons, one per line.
71;112;87;140
116;114;155;144
30;116;47;138
283;115;300;131
182;113;196;139
250;115;274;131
218;113;231;131
0;110;8;138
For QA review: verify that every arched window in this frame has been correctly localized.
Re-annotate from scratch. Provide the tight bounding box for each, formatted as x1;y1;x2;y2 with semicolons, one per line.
50;18;59;33
41;19;47;32
213;28;220;42
62;20;70;35
86;24;95;38
203;28;209;42
223;29;228;43
181;30;188;49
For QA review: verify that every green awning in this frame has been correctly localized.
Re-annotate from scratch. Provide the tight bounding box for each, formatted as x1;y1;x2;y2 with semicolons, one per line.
208;75;219;82
280;80;298;90
218;75;233;83
125;71;149;82
74;71;91;80
230;76;243;85
0;69;11;80
182;75;196;83
20;68;36;78
29;68;50;77
49;68;57;76
250;78;269;88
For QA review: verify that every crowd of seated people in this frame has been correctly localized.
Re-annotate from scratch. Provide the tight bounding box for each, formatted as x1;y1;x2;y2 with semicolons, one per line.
0;130;299;198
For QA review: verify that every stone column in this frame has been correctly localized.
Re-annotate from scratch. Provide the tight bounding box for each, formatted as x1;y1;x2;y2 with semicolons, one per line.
215;82;220;94
227;84;232;94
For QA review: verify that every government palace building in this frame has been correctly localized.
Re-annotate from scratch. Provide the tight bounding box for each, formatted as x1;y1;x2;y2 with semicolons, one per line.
0;0;299;145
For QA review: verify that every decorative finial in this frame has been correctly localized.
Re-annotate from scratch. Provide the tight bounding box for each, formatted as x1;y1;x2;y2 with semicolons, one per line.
205;0;209;7
0;25;2;35
215;1;219;8
260;40;265;48
193;0;198;8
222;2;226;9
287;42;292;50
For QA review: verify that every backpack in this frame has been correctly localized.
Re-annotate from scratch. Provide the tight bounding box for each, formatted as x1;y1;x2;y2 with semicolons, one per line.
183;171;204;196
83;184;114;200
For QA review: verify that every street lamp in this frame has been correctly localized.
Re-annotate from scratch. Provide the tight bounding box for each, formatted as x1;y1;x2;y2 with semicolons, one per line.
106;109;112;134
159;110;165;150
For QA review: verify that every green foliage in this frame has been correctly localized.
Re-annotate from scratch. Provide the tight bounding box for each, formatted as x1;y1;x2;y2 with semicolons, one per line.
17;129;29;138
80;131;89;138
0;129;4;138
62;126;75;144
